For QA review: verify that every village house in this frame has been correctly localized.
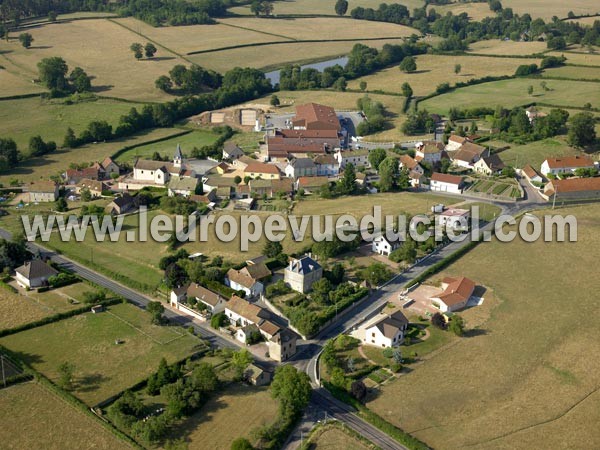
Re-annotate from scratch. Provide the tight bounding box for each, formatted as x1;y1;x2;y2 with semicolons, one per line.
284;255;322;293
522;164;544;185
540;155;596;177
351;310;409;348
450;142;489;169
190;189;218;206
168;176;199;197
248;179;294;198
525;106;548;124
268;328;298;362
543;177;600;201
244;162;281;180
437;208;471;230
372;235;401;256
202;176;238;198
244;363;271;386
27;181;59;202
296;176;330;194
105;193;136;215
335;148;369;169
225;262;271;298
223;142;244;160
15;259;58;289
265;138;327;161
170;283;228;316
473;154;506;176
64;166;102;184
313;154;340;176
415;141;444;163
232;155;256;170
76;179;109;198
429;173;464;194
430;276;476;313
445;135;469;152
100;157;120;178
285;158;317;179
399;154;423;175
124;145;196;190
291;103;341;132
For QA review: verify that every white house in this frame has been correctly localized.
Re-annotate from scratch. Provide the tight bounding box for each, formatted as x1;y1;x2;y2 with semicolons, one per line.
372;235;401;256
225;262;271;298
27;181;59;203
15;260;58;289
313;154;339;176
430;276;475;313
437;208;471;230
473;154;505;176
284;255;322;293
429;172;464;194
522;164;543;184
167;177;199;197
170;283;228;315
415;141;444;163
445;135;469;152
129;145;196;189
450;142;489;169
540;156;596;177
351;310;409;348
284;158;317;179
335;149;369;168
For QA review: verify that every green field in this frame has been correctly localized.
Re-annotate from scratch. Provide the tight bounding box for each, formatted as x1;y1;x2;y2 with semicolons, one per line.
0;96;145;152
542;65;600;80
114;130;219;162
367;205;600;449
489;137;580;169
420;78;598;115
0;382;130;450
0;302;203;405
228;0;425;16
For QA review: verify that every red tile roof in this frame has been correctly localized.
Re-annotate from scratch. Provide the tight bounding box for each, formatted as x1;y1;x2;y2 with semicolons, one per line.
430;172;463;185
544;155;595;169
244;162;281;175
545;177;600;194
292;103;340;131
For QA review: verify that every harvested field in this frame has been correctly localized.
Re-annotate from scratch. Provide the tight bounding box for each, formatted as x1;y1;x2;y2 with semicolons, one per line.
500;0;600;19
566;16;600;26
427;2;493;21
348;54;541;96
229;0;425;16
547;50;600;67
0;288;52;331
310;425;373;450
0;60;45;98
541;65;600;80
467;40;547;56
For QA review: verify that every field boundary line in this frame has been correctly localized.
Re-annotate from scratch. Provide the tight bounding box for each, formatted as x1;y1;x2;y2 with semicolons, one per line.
104;310;184;345
217;21;297;41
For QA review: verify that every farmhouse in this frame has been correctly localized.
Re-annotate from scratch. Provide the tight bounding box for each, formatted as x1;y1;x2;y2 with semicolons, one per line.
285;158;317;179
540;156;596;176
76;179;108;198
64;166;102;184
522;164;543;184
296;176;330;194
225;262;271;298
15;259;58;289
125;145;196;189
27;181;59;202
543;177;600;201
450;142;489;169
244;162;281;180
168;176;199;197
313;154;340;176
437;208;471;230
525;106;548;124
445;134;469;152
415;141;444;163
474;154;505;175
105;193;136;215
170;283;228;315
248;178;294;198
265;137;328;160
291;103;341;132
372;235;401;256
351;310;409;348
399;154;423;175
100;157;120;178
430;276;476;313
223;142;244;160
335;148;369;168
284;255;322;293
430;173;464;194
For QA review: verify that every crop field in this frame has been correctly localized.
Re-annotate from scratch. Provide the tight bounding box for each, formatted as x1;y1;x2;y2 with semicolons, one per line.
0;302;202;405
0;127;181;186
0;96;145;153
467;39;547;56
114;129;219;162
0;19;187;102
0;382;130;450
500;0;600;19
367;205;600;449
419;78;597;115
427;2;494;21
0;60;45;98
228;0;425;16
348;55;541;97
490;137;580;168
190;38;407;73
547;50;600;67
218;17;417;41
168;384;279;449
309;424;373;450
542;65;600;80
567;16;600;26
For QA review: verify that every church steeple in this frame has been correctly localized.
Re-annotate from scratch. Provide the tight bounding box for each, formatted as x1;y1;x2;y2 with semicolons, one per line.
173;144;183;168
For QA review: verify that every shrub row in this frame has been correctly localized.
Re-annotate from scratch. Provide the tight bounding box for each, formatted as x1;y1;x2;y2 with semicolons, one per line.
110;129;192;160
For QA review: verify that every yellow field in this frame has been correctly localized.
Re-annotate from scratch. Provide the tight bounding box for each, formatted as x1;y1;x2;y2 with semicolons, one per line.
190;38;407;73
114;17;285;55
0;289;51;330
501;0;600;19
0;19;187;102
468;39;547;55
0;58;45;98
368;205;600;449
169;384;279;449
218;17;417;41
348;54;541;96
427;2;493;21
310;425;373;450
229;0;425;16
567;16;600;26
0;382;131;450
547;50;600;66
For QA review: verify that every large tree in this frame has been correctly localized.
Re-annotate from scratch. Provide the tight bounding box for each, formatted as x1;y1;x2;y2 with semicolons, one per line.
378;157;399;192
339;163;356;195
37;56;69;94
568;112;597;147
0;138;19;171
271;365;311;420
399;56;417;73
69;67;91;93
335;0;349;16
368;148;387;171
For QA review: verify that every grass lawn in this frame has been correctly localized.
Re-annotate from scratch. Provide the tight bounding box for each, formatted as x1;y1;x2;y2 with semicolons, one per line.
500;0;599;19
16;281;98;314
0;19;186;102
367;205;600;449
0;288;54;331
0;382;131;450
348;54;541;97
490;137;579;168
419;78;598;115
0;302;203;405
0;127;181;186
308;423;373;450
167;383;279;449
0;96;145;153
467;40;548;56
229;0;424;15
542;65;600;80
114;130;219;163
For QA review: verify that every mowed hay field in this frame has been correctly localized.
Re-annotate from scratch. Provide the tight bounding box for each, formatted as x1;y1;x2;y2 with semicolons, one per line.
0;19;187;102
229;0;425;16
0;289;52;331
492;137;580;168
542;65;600;80
191;39;407;73
308;425;373;450
367;206;600;449
0;303;203;405
168;384;279;449
467;39;547;55
0;96;144;151
0;382;131;450
419;78;597;115
0;128;182;185
348;55;541;96
218;17;417;41
0;62;45;98
547;50;600;67
500;0;600;19
427;2;493;21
